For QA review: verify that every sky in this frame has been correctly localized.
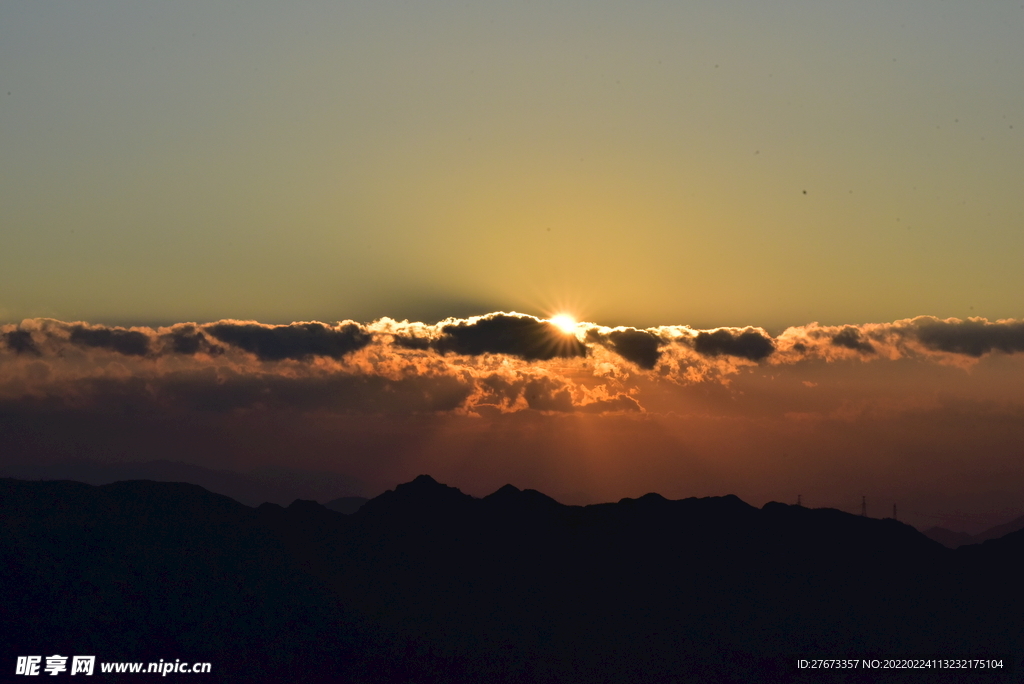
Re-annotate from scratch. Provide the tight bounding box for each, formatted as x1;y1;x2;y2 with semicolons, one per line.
2;2;1023;532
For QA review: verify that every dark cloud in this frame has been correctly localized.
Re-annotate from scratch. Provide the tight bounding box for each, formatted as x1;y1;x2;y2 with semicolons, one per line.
588;329;662;369
693;329;774;361
69;325;150;356
914;319;1024;357
3;329;39;356
392;335;431;351
204;322;371;361
434;314;586;361
831;327;875;354
164;326;222;356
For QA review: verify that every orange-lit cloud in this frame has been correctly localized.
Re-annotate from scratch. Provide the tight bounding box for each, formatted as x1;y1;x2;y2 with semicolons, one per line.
3;314;1024;417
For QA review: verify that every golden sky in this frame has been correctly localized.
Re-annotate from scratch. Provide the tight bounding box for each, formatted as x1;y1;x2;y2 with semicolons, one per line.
2;1;1022;327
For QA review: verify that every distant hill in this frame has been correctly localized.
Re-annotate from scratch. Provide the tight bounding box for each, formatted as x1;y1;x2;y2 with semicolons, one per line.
924;526;979;548
1;475;1020;683
0;459;363;507
925;513;1024;548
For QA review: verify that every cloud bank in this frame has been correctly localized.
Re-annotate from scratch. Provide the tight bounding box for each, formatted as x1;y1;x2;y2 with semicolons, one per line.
2;313;1024;418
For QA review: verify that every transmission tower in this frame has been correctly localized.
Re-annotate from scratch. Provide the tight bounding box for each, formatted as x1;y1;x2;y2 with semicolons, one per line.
861;496;866;517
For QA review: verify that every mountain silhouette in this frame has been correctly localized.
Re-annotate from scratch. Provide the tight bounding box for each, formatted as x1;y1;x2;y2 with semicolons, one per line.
0;459;363;506
1;476;1020;683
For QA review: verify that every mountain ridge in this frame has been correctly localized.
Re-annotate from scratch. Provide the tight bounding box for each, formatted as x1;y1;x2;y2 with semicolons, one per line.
1;476;1019;683
0;459;364;507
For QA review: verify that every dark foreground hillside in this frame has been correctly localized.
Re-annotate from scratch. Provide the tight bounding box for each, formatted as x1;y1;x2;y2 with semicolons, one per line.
1;476;1020;683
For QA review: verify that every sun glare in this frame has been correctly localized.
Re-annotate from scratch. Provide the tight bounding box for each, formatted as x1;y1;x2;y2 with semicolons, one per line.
549;314;577;334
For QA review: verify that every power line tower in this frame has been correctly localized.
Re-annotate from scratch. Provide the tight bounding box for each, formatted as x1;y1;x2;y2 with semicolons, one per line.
797;494;802;507
861;496;867;517
893;504;897;521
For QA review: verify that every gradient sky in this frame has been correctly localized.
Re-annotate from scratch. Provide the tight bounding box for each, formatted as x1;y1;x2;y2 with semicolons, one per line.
2;1;1022;327
2;3;1024;532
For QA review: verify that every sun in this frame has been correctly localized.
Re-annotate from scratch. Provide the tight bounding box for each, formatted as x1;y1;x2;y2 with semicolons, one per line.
549;314;577;335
